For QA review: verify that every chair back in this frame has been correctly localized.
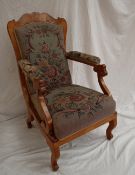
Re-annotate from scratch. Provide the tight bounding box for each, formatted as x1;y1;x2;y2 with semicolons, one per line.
7;12;72;91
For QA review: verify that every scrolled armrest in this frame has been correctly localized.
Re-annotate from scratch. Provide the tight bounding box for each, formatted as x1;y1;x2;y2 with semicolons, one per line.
18;59;37;74
66;52;110;95
18;59;47;95
93;64;108;77
19;59;53;134
66;51;100;66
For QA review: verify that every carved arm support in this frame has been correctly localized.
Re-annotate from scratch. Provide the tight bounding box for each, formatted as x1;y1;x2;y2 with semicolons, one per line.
18;59;53;134
93;64;111;96
66;51;111;96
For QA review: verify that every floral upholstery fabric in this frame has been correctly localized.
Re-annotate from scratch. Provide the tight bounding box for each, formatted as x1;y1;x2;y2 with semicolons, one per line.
66;51;100;65
15;22;72;92
45;84;116;139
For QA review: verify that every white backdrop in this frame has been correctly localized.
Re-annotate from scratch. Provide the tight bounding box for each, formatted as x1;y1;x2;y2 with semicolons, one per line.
0;0;135;175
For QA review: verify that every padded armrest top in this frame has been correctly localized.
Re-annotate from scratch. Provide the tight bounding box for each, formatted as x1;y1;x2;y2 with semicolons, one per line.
66;51;100;66
18;59;37;74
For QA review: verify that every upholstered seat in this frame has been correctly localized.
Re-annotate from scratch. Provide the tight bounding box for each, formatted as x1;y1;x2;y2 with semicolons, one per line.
45;84;116;139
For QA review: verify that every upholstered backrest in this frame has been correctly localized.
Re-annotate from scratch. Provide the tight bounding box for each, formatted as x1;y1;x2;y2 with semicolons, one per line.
15;22;72;91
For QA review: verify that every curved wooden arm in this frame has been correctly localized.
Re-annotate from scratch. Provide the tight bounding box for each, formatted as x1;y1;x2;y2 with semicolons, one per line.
93;64;111;96
31;78;53;130
28;78;55;141
34;80;57;141
38;95;53;131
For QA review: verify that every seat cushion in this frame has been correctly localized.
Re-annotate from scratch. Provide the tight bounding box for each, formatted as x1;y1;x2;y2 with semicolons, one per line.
45;84;116;139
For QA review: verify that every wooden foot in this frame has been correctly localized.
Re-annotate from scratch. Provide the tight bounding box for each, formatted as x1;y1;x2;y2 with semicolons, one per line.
26;113;34;129
51;145;60;171
26;118;33;128
106;117;117;140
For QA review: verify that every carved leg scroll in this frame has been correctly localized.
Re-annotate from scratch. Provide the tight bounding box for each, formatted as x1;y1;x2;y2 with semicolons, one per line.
51;145;60;171
106;117;117;140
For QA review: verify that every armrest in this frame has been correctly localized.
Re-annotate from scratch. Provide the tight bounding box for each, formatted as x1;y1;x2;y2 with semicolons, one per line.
18;59;47;95
66;51;100;66
18;59;53;136
18;59;37;74
66;51;111;96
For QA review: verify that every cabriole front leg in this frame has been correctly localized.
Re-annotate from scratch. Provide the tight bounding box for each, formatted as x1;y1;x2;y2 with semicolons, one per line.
106;115;117;140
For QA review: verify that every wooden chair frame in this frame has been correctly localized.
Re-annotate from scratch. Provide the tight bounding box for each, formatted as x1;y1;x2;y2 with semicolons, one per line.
7;12;117;171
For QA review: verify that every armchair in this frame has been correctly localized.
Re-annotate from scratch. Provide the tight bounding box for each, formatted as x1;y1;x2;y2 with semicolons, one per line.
7;12;117;171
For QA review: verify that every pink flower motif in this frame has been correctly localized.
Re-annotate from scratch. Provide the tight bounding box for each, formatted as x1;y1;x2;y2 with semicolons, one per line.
52;53;58;59
42;43;49;53
61;76;66;82
70;94;85;102
81;104;91;111
57;97;67;103
47;66;57;78
36;30;42;34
